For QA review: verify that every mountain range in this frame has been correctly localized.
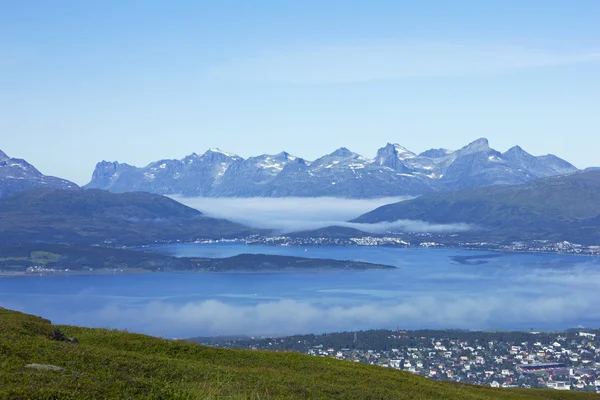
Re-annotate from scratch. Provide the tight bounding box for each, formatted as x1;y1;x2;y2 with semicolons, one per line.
0;149;78;198
352;170;600;245
85;138;578;198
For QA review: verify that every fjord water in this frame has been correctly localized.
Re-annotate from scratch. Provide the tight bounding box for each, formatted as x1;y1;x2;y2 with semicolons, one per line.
1;244;599;338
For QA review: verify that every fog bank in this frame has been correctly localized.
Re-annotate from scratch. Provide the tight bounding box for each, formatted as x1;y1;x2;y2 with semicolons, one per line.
3;262;597;338
171;196;472;234
94;263;600;337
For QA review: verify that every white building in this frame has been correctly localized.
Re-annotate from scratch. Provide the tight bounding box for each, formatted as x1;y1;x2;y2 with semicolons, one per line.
547;381;570;391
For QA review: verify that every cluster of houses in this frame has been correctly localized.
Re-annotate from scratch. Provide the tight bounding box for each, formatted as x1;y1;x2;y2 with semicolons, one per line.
466;240;600;256
202;330;600;392
312;332;600;392
25;265;65;274
243;234;600;256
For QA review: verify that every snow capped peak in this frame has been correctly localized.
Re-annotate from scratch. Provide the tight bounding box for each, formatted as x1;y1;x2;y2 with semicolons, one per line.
376;143;416;161
375;144;412;172
0;149;8;161
253;154;288;171
390;143;416;160
310;148;371;171
199;149;243;165
205;148;240;158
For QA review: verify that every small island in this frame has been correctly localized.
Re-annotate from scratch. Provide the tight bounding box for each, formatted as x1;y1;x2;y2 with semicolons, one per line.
0;244;395;277
190;253;395;272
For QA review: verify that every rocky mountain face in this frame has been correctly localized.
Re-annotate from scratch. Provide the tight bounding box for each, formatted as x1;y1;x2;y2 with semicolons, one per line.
85;139;578;198
0;150;79;198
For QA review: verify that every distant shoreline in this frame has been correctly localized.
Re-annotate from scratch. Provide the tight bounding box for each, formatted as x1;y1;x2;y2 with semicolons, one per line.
0;267;388;279
1;241;596;279
151;240;599;257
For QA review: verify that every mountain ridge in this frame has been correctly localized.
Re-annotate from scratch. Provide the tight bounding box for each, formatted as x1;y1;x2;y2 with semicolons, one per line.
0;188;255;245
84;138;578;198
0;150;79;198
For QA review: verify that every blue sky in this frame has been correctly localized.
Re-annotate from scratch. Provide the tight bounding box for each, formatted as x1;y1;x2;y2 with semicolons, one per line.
1;0;599;184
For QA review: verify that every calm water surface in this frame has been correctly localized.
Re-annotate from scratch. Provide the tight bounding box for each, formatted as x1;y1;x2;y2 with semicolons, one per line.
1;244;598;337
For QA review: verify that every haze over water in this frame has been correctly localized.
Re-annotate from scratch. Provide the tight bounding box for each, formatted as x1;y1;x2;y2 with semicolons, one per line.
1;244;598;338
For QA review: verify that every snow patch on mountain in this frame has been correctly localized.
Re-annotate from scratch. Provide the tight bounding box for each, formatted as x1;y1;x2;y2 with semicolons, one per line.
208;148;240;158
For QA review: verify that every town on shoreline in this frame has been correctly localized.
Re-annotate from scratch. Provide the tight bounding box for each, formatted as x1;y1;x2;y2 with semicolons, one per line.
195;235;600;257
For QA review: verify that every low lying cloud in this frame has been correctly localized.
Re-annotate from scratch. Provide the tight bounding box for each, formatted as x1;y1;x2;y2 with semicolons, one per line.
56;287;600;338
171;196;472;234
172;196;408;225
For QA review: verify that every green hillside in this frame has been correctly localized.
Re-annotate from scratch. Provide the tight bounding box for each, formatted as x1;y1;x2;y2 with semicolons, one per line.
353;171;600;245
1;308;597;400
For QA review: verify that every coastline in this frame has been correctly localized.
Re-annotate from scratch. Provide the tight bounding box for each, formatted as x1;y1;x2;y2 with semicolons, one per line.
0;266;393;278
150;240;600;257
2;239;597;279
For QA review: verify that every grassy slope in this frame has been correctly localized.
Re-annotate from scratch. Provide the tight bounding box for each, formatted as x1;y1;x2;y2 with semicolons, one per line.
1;308;598;400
